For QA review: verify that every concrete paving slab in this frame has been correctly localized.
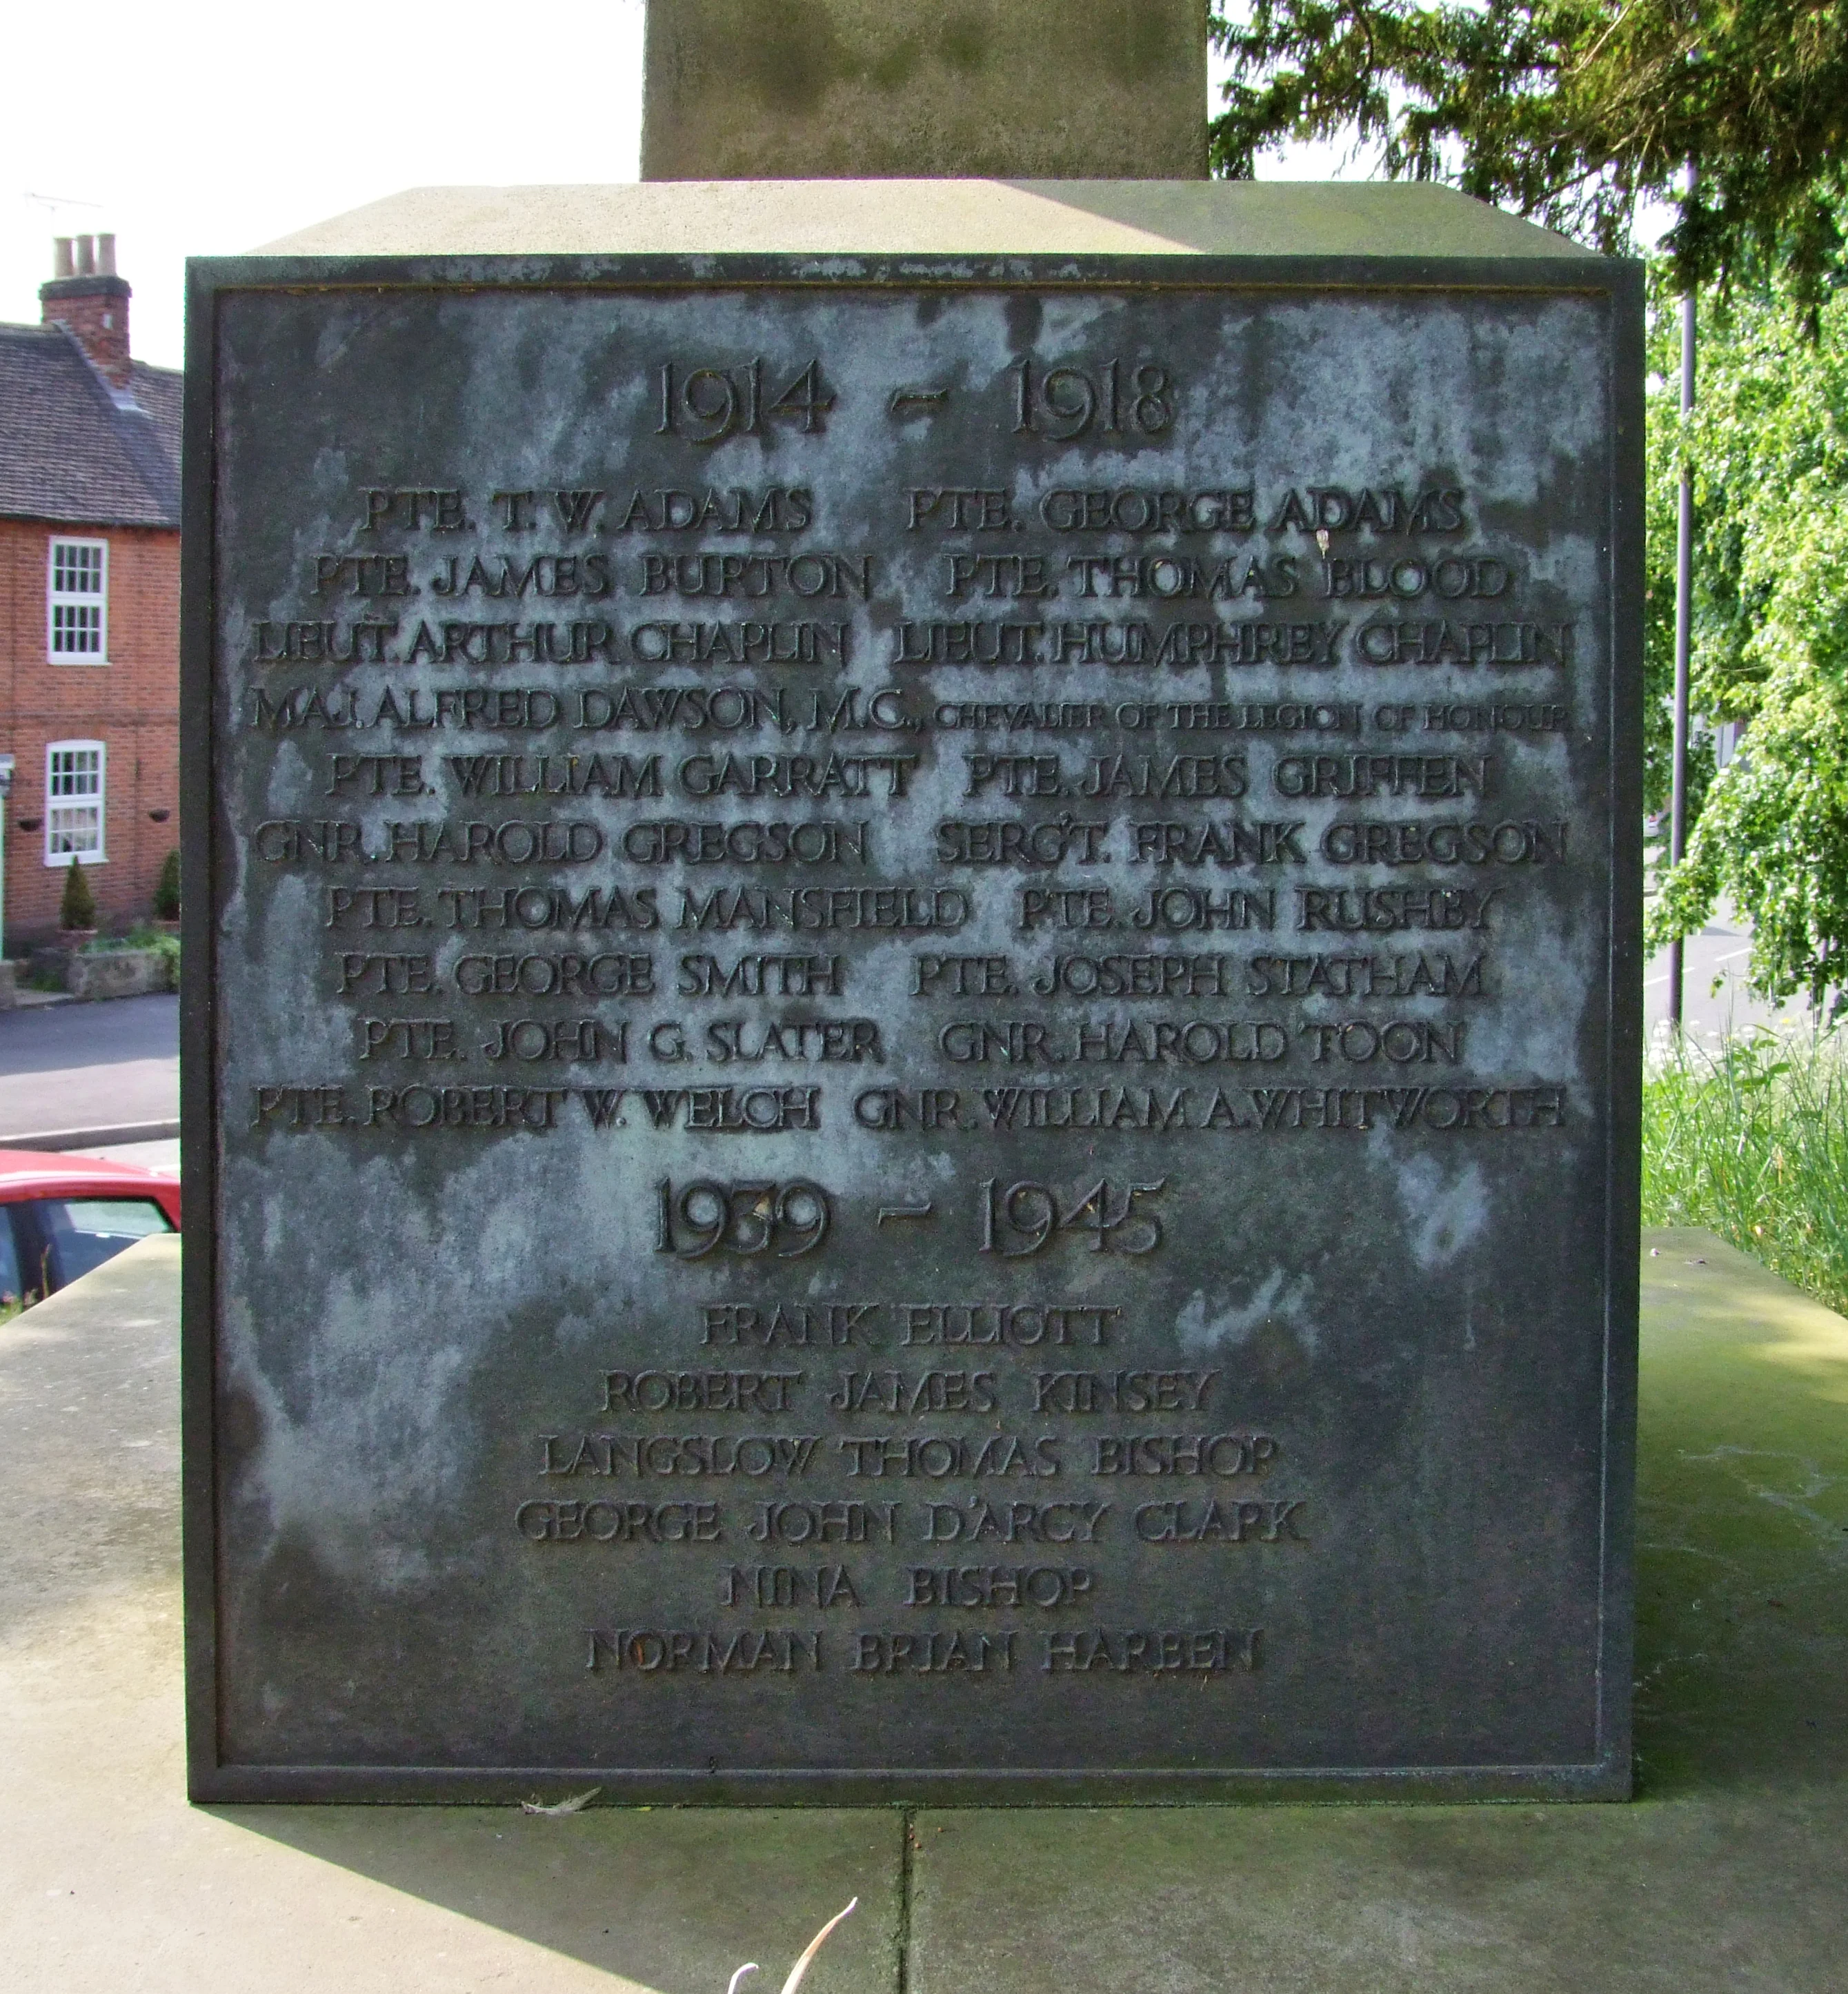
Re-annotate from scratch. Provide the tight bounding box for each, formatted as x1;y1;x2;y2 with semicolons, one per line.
0;1239;901;1994
908;1229;1848;1992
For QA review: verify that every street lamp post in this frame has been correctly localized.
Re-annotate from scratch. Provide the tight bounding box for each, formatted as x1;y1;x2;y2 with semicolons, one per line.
1667;188;1699;1032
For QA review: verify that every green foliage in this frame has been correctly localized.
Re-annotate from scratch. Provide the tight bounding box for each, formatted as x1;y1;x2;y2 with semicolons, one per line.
141;928;181;991
1643;1029;1848;1314
154;847;180;920
1209;0;1848;310
1209;0;1848;998
81;923;180;989
1644;270;1848;1005
58;856;95;932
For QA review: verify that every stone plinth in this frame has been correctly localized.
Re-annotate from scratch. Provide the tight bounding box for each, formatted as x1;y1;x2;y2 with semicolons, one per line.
255;178;1583;260
193;195;1632;1799
641;0;1207;179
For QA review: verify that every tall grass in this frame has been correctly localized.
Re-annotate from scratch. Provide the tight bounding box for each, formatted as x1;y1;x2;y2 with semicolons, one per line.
1642;1028;1848;1315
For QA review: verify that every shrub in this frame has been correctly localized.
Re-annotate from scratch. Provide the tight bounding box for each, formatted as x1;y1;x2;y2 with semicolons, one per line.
58;857;96;932
143;929;180;991
154;847;180;920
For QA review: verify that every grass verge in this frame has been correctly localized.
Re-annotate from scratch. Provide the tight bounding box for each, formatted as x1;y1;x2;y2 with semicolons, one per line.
1643;1028;1848;1316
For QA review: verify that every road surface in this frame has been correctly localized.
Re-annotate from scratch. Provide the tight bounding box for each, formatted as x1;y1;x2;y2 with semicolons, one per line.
0;994;179;1148
1642;904;1822;1049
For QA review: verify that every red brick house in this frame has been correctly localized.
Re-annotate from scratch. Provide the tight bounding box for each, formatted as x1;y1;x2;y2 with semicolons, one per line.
0;235;180;950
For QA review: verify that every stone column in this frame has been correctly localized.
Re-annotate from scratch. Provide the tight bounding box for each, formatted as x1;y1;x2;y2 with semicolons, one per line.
642;0;1208;180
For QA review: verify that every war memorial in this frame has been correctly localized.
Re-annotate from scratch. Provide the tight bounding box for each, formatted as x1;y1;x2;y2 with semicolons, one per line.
178;0;1641;1803
177;6;1647;1808
3;6;1840;1990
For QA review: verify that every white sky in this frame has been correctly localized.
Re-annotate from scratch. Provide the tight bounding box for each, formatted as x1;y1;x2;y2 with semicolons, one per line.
1;0;649;370
1;5;1651;376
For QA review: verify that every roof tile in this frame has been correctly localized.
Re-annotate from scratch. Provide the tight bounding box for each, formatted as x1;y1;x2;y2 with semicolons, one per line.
0;322;181;529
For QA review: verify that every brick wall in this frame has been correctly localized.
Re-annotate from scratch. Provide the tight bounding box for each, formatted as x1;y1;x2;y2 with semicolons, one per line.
39;274;133;390
0;515;181;947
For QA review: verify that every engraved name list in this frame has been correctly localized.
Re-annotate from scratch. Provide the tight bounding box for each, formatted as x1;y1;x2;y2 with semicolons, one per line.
188;257;1638;1801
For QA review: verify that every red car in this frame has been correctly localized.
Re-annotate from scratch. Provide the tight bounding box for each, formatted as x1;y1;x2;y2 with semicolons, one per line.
0;1151;180;1305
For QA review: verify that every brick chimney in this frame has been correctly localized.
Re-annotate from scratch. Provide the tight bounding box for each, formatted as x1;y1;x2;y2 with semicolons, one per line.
41;234;133;391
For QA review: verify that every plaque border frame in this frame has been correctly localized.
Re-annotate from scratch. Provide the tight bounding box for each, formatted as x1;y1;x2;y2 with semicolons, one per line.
181;249;1643;1805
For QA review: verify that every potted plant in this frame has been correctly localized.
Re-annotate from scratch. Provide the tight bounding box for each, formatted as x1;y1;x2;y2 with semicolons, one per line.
58;856;97;944
152;848;181;934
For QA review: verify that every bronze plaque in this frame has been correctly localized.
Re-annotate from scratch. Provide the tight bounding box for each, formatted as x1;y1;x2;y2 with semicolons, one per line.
183;252;1641;1800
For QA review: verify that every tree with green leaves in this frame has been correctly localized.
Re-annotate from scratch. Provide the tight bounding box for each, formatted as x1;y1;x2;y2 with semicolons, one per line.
1644;271;1848;1008
1211;0;1848;1007
1210;0;1848;311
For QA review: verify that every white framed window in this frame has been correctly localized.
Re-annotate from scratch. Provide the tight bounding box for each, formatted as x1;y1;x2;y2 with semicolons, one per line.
45;741;106;865
48;537;108;662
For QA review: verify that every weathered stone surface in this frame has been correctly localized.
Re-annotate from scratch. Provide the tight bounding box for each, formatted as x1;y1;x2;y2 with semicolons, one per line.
186;229;1638;1800
67;947;169;1000
908;1228;1848;1991
257;181;1593;262
641;0;1207;180
7;1231;1843;1988
0;1238;902;1994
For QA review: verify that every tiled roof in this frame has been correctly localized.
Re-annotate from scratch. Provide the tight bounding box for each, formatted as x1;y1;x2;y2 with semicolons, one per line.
0;322;180;529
